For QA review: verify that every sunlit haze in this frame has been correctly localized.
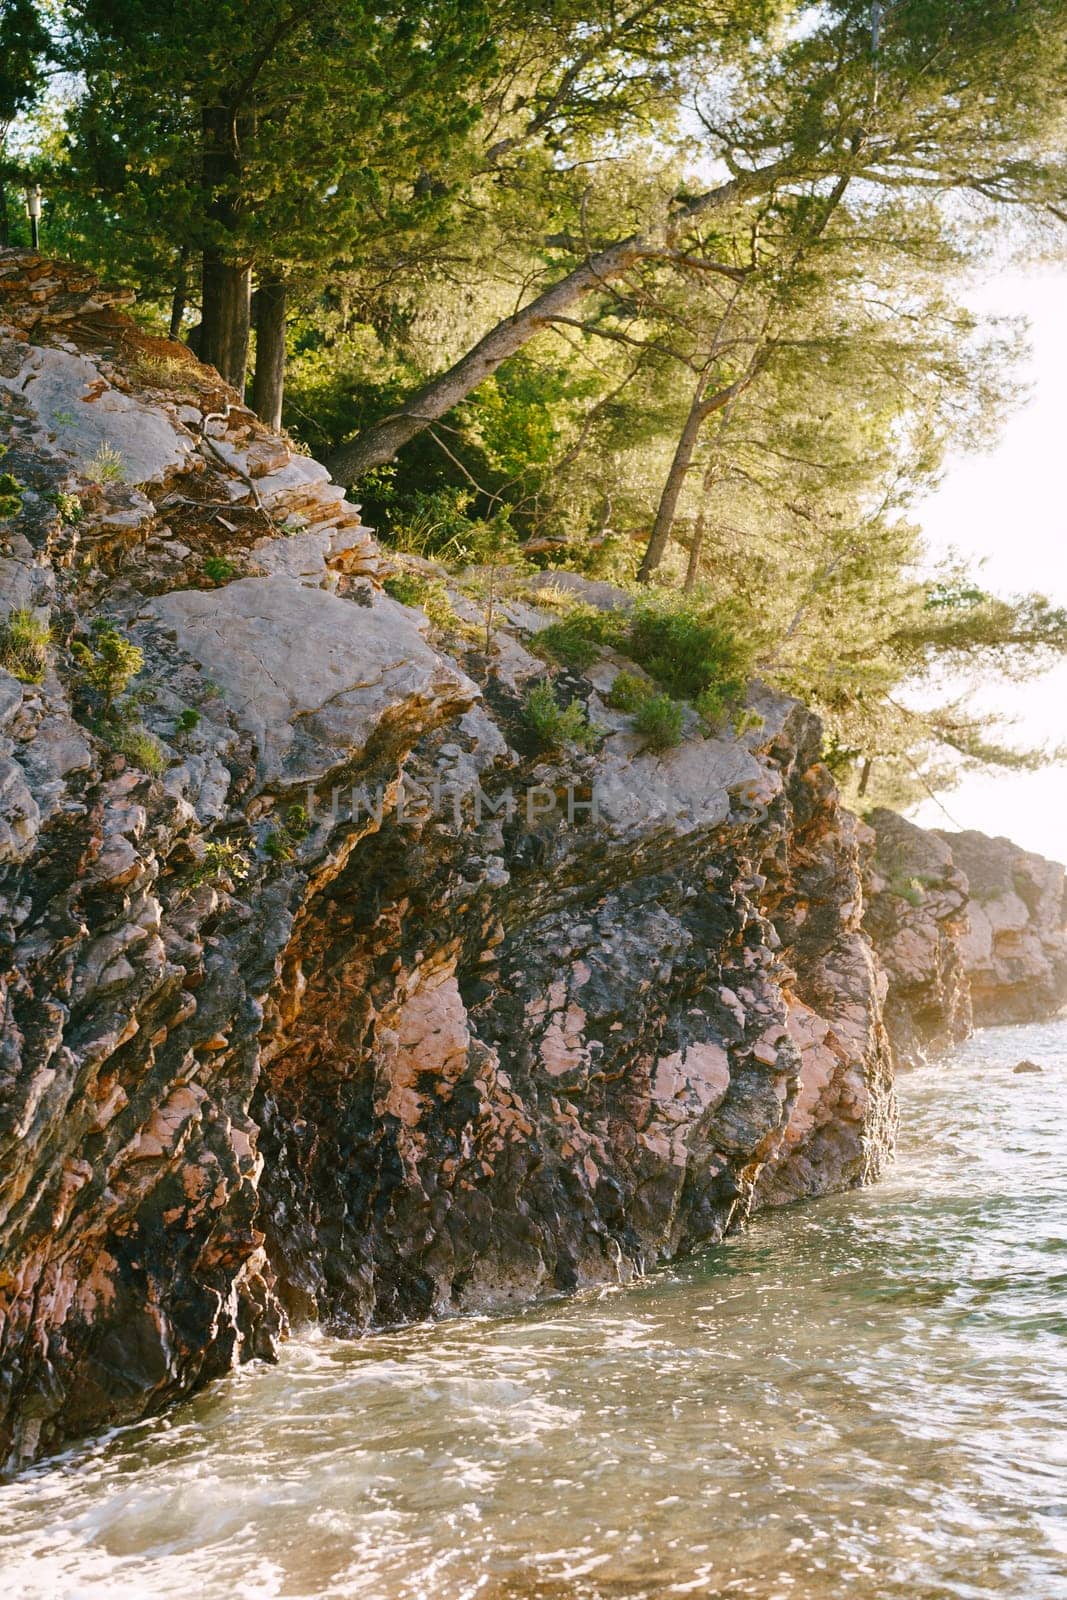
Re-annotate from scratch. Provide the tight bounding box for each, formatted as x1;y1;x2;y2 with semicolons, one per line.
910;267;1067;864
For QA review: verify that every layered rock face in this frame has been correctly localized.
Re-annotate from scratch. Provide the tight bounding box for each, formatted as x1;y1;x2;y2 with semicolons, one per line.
864;809;1067;1064
256;692;895;1331
0;250;887;1470
939;828;1067;1025
862;810;973;1069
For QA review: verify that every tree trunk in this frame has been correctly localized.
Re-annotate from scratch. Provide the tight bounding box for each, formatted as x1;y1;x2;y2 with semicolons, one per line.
0;172;9;248
199;104;251;392
683;512;706;593
168;246;189;342
637;369;709;583
252;273;287;429
201;255;251;389
325;158;789;485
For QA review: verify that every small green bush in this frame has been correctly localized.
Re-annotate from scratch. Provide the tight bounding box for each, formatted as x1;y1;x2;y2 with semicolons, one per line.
110;724;168;775
203;555;235;584
628;595;752;703
71;622;144;714
633;693;685;751
607;671;652;712
695;685;730;727
176;707;200;733
286;803;311;839
535;605;627;670
50;491;84;525
264;828;294;861
0;471;23;520
523;680;598;750
189;839;250;887
0;608;50;683
383;571;458;631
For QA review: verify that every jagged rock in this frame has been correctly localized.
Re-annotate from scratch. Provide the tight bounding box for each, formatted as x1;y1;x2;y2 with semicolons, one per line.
145;579;477;785
0;345;193;485
1013;1059;1043;1073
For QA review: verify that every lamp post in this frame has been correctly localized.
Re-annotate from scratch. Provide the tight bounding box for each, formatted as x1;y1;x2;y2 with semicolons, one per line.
25;185;42;250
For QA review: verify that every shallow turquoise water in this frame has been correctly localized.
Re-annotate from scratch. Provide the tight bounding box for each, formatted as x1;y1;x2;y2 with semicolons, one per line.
2;1020;1066;1599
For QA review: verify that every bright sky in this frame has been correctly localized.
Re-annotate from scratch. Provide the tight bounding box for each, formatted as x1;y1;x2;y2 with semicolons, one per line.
910;267;1067;863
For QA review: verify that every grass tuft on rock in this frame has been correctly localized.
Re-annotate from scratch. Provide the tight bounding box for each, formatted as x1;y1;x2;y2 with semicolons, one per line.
383;571;459;632
109;724;168;775
0;608;50;683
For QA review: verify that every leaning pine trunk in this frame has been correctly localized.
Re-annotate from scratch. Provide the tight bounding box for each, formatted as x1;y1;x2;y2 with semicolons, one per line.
325;158;789;485
251;273;287;430
684;511;706;593
638;370;708;583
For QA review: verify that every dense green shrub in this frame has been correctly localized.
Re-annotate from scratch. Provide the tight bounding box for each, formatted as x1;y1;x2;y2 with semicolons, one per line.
633;692;685;750
627;595;752;703
606;670;653;711
523;680;598;750
535;605;627;668
533;595;751;723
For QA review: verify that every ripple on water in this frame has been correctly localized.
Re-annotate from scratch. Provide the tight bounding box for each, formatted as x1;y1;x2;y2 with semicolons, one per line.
1;1021;1066;1599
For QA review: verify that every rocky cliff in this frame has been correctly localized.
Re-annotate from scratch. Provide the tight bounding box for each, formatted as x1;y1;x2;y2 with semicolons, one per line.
863;808;1067;1066
0;251;899;1470
0;250;1058;1477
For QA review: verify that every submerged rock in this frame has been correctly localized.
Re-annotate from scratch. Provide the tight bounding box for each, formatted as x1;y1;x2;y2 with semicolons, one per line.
1013;1059;1044;1074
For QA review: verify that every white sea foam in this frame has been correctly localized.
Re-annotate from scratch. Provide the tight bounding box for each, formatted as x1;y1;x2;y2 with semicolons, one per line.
1;1021;1065;1599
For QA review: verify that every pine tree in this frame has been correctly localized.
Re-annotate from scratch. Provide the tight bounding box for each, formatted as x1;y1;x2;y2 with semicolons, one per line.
0;0;50;244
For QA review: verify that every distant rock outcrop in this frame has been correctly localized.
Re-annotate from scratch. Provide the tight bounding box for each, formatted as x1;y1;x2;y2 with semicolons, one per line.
863;809;1067;1065
938;828;1067;1026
